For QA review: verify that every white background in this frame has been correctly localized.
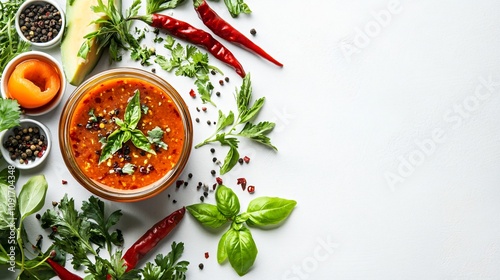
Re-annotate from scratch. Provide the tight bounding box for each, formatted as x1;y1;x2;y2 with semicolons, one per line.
4;0;500;279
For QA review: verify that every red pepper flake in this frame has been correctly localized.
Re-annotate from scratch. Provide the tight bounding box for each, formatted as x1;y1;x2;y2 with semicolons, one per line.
189;89;196;98
237;178;247;191
61;180;68;185
202;107;207;112
243;156;250;163
248;185;255;194
216;177;223;185
204;252;209;259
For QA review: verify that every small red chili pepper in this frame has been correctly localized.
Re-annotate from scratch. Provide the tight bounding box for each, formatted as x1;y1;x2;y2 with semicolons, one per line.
193;0;283;67
46;257;83;280
204;252;210;259
133;14;246;78
122;207;186;271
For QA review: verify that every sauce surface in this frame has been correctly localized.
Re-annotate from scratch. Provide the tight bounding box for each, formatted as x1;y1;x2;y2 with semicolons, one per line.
69;78;185;190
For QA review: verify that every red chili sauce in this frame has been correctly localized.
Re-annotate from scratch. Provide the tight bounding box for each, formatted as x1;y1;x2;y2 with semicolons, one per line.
69;78;185;190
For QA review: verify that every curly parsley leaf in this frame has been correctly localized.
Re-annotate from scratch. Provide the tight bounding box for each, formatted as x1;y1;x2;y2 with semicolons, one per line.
141;242;189;280
0;98;21;132
222;0;251;18
81;196;124;251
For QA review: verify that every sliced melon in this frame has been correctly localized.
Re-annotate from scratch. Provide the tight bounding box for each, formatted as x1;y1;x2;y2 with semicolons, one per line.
61;0;120;86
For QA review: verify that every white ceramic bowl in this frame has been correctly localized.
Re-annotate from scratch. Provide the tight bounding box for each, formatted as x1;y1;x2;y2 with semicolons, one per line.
1;51;66;116
0;119;52;170
15;0;65;49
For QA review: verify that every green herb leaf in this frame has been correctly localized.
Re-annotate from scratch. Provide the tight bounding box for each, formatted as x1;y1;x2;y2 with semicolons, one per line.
99;130;127;164
141;242;189;280
146;0;185;14
239;97;265;123
246;197;297;226
236;73;252;114
238;121;277;150
215;110;234;133
0;99;21;132
224;226;257;276
0;167;19;185
215;185;240;217
17;175;48;221
131;129;156;155
220;146;240;175
217;229;230;264
147;127;168;150
223;0;251;17
186;204;228;229
124;90;141;129
122;163;136;175
82;196;124;250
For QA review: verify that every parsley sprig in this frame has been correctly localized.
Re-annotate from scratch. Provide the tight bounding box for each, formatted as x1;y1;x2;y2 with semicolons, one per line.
0;98;21;133
195;74;277;174
155;36;223;106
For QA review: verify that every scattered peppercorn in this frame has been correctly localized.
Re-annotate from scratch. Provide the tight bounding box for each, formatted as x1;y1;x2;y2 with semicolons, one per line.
151;68;156;73
210;148;215;153
3;125;48;164
196;107;200;112
238;158;244;164
224;77;229;83
52;201;58;207
250;28;257;35
188;173;193;179
172;199;177;204
219;80;224;86
215;91;221;97
195;118;200;123
200;196;205;202
203;191;208;198
189;89;196;98
207;120;211;125
210;170;216;176
176;180;184;188
202;107;207;112
212;157;217;162
35;213;41;220
199;263;204;270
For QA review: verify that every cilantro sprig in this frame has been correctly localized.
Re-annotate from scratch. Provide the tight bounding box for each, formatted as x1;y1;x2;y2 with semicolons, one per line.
155;36;223;106
195;74;277;174
99;90;156;164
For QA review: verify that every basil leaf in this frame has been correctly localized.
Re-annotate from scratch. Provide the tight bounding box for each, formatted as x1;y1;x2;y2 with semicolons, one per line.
124;90;141;129
186;204;228;229
217;229;230;264
215;110;234;133
215;185;240;217
247;197;297;227
223;0;251;18
0;249;8;265
18;175;48;221
114;117;125;128
0;167;19;185
220;146;240;175
225;227;257;276
99;130;125;164
239;97;265;124
238;121;277;150
0;183;15;230
130;129;156;155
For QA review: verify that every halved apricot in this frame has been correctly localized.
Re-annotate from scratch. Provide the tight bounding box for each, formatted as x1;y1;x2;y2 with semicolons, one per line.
7;59;61;108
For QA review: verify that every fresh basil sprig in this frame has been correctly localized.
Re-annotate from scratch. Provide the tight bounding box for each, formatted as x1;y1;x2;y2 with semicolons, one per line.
187;185;296;276
195;74;277;174
99;90;156;164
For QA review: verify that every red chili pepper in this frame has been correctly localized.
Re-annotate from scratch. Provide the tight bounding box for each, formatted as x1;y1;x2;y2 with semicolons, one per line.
134;15;245;78
122;207;186;271
194;0;283;67
46;258;83;280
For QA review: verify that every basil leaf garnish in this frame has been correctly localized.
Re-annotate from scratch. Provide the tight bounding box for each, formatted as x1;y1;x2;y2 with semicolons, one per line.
246;197;297;226
18;175;48;222
215;185;240;218
186;204;228;229
225;227;257;276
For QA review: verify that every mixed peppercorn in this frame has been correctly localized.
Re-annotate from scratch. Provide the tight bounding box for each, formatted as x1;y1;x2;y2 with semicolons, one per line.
3;125;48;164
18;2;62;43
